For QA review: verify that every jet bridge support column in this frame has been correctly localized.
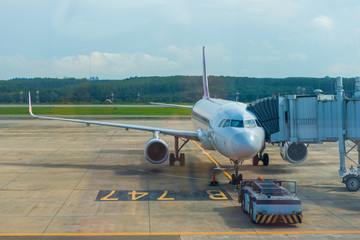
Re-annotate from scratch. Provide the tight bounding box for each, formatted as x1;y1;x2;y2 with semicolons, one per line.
358;144;360;166
337;77;346;176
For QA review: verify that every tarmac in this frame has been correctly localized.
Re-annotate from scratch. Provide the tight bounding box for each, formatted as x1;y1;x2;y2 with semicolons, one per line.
0;119;360;239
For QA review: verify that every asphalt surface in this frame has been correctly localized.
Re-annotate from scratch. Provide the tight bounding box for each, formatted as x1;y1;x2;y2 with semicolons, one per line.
0;119;360;239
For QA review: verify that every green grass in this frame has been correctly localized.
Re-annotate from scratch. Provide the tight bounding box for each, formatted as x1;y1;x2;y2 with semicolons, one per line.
0;107;192;115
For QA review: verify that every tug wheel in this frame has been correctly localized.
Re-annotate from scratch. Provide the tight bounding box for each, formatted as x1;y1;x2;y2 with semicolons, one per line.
241;196;246;213
346;177;360;191
249;199;256;223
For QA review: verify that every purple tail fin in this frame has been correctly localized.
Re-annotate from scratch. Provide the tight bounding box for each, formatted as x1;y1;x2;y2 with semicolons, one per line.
202;46;210;100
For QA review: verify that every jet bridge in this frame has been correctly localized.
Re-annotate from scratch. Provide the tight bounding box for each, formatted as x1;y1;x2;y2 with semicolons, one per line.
248;77;360;191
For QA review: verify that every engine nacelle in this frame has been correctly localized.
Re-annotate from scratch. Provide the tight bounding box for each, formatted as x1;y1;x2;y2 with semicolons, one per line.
144;138;169;164
280;142;308;164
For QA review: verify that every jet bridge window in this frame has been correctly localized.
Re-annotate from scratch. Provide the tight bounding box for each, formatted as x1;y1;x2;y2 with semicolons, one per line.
230;120;244;128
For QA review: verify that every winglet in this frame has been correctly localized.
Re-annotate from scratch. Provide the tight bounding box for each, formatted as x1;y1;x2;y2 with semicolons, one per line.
28;91;35;117
202;46;210;100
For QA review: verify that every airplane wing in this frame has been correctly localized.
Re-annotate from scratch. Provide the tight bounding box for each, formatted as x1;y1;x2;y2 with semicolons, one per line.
28;92;199;141
150;102;193;109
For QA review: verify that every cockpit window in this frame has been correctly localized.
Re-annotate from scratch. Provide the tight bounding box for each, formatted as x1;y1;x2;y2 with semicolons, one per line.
223;119;230;127
244;119;257;128
218;119;226;127
219;119;256;128
230;120;244;128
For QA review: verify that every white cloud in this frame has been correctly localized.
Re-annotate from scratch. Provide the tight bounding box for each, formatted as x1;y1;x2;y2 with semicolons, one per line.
2;1;360;78
246;41;282;63
328;63;360;77
313;15;334;30
162;45;196;63
247;55;280;63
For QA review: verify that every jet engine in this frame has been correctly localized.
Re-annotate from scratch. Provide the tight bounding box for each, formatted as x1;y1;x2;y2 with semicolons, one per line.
144;138;169;164
280;141;308;164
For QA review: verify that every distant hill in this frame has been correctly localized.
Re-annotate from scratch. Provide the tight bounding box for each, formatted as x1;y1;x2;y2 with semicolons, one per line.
0;76;355;104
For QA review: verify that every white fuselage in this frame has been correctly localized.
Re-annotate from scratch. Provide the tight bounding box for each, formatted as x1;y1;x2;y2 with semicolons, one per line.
191;98;265;161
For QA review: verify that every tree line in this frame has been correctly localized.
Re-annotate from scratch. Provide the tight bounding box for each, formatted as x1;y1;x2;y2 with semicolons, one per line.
0;76;356;104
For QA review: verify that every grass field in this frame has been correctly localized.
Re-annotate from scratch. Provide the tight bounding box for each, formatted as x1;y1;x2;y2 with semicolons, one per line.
0;107;192;115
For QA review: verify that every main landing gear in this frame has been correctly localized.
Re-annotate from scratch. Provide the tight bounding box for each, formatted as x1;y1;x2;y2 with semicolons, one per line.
169;136;189;166
252;149;269;166
230;159;243;185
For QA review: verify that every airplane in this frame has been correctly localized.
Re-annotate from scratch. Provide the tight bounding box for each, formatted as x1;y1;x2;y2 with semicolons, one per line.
28;47;308;185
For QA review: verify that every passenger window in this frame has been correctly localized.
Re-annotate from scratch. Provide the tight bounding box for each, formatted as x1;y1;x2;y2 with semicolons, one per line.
230;120;244;128
223;119;230;127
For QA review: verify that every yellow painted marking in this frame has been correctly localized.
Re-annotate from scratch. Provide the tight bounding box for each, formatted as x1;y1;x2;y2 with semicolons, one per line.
260;215;267;224
192;140;231;180
1;231;360;237
128;190;148;201
299;215;303;222
100;190;119;201
266;215;273;224
287;215;294;224
281;215;287;224
255;215;261;223
272;215;279;223
157;190;174;201
206;190;228;200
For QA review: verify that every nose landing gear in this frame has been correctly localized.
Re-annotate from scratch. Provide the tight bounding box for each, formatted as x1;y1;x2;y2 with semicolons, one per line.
231;153;269;186
230;159;243;185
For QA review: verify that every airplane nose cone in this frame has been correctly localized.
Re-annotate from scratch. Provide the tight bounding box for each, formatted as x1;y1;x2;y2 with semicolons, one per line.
231;133;262;159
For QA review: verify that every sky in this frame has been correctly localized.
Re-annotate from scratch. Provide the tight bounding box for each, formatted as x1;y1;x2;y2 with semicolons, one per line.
0;0;360;80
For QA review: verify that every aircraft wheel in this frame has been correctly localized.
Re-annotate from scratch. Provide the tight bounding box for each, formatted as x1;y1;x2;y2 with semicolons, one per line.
179;153;185;166
169;153;175;166
346;176;360;191
237;174;243;184
252;155;259;166
231;174;236;185
262;153;269;166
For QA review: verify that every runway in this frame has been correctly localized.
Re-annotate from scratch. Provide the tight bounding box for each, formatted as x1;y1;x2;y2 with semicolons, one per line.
0;119;360;239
